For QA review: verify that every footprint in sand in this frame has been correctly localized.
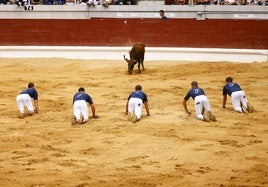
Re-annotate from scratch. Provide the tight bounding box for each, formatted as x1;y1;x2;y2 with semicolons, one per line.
218;140;244;147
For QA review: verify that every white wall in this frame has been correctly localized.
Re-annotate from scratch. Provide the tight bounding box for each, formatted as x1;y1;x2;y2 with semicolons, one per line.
1;46;267;63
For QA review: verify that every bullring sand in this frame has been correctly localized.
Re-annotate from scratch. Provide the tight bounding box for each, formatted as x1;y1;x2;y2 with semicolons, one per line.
0;58;267;187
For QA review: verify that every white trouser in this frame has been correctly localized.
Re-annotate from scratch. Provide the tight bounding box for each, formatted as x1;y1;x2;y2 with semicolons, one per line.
128;98;143;120
73;100;88;122
231;90;248;113
194;95;211;120
16;94;34;114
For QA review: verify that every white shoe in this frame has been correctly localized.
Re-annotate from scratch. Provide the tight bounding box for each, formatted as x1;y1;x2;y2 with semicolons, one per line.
242;106;248;114
80;118;88;124
247;102;254;113
71;117;76;125
77;118;83;124
207;111;216;121
18;113;25;119
131;113;137;123
203;115;210;122
127;112;132;121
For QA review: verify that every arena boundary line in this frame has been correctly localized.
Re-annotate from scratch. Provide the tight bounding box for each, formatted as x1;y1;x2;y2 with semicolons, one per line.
0;46;267;63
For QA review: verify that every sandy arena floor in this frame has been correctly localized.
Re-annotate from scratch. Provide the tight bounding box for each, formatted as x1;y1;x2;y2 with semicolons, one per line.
0;58;267;187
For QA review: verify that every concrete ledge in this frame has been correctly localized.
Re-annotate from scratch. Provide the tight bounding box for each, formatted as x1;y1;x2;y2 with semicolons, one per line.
0;5;267;19
0;46;267;63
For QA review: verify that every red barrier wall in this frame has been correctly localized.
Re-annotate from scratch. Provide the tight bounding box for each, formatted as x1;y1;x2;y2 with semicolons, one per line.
0;18;267;49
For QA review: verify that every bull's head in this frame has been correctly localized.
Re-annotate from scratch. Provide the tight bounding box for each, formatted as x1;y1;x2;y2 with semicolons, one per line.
124;55;137;73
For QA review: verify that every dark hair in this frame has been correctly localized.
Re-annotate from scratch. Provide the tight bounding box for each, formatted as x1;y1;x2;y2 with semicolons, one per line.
135;85;142;91
28;82;34;88
191;81;198;87
78;87;85;92
225;77;233;82
159;10;164;14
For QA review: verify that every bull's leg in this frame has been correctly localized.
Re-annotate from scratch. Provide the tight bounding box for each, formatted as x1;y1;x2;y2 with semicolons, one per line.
137;62;141;73
141;60;145;70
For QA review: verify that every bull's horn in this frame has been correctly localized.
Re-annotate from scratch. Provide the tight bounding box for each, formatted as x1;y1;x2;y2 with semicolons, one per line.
123;55;129;62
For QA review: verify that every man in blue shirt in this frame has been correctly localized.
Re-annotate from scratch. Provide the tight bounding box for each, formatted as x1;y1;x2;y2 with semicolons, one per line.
183;81;216;122
159;10;168;20
72;87;98;125
222;77;254;114
16;82;39;118
126;85;150;123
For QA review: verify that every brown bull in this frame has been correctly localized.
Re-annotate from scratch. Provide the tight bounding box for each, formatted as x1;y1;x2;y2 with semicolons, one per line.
124;43;145;74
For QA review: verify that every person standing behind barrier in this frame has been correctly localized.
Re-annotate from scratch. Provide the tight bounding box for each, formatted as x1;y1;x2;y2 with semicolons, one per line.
126;85;150;123
159;10;168;20
72;87;98;125
16;82;39;119
222;77;254;114
197;0;210;5
182;81;216;122
0;0;8;4
65;0;75;5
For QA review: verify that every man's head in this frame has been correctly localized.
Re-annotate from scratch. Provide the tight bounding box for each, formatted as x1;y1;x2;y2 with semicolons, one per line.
225;77;233;83
135;85;142;91
78;87;85;92
159;10;165;17
28;82;34;88
191;81;198;87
